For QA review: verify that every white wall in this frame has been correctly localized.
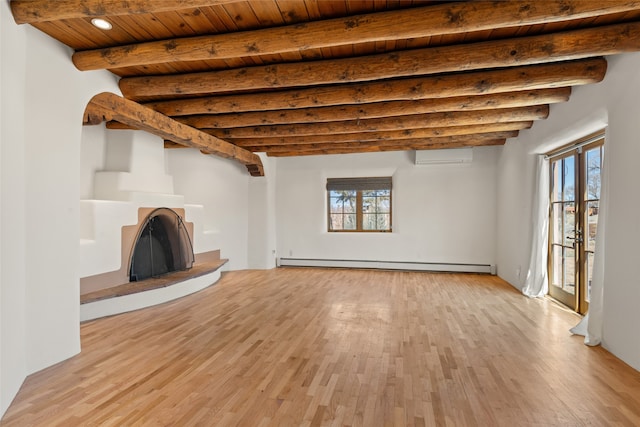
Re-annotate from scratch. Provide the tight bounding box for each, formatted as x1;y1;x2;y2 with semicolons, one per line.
248;154;278;269
276;148;499;267
0;5;117;415
496;52;640;370
79;125;107;199
166;148;252;270
1;1;28;415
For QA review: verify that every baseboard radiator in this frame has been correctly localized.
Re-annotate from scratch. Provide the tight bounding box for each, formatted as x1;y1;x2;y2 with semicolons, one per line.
278;258;496;275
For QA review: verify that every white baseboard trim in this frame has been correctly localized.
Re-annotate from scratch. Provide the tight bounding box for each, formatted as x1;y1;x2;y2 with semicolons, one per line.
278;258;495;274
80;270;222;322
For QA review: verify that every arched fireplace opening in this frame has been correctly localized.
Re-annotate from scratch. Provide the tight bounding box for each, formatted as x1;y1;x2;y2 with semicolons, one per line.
129;208;195;282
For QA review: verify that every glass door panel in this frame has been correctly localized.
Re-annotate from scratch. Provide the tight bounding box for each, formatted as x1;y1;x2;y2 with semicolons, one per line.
580;144;603;311
549;154;578;308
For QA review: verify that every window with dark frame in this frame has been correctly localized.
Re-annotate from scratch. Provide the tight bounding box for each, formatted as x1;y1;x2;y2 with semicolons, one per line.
327;177;392;232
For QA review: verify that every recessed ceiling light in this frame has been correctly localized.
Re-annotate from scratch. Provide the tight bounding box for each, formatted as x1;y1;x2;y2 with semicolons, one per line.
91;18;112;30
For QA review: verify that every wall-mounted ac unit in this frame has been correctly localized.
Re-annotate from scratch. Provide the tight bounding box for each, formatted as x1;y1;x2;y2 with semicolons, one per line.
414;148;473;166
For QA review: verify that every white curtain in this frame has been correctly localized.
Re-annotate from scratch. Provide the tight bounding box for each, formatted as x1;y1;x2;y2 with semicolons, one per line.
571;151;607;346
522;155;549;298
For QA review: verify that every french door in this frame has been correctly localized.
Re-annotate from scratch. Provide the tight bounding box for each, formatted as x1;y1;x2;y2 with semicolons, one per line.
548;136;604;314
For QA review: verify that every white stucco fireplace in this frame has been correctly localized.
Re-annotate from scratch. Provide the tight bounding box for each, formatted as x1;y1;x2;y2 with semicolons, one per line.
79;129;225;321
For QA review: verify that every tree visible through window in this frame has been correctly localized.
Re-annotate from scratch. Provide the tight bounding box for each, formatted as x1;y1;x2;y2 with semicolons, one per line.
327;177;392;232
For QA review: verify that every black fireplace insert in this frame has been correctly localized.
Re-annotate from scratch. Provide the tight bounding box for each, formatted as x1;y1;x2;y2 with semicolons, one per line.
129;208;195;282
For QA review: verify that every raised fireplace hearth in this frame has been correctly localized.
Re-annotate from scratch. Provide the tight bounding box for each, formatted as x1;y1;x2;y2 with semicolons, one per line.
80;204;226;321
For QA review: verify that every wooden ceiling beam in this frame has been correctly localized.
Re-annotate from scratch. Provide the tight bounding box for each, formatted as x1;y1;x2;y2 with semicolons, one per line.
103;102;545;134
10;1;242;24
240;133;516;153
85;92;263;176
262;139;508;157
205;106;548;139
119;22;640;98
227;123;532;147
167;139;507;152
104;88;567;130
145;58;605;113
172;88;570;127
66;1;640;71
166;131;519;150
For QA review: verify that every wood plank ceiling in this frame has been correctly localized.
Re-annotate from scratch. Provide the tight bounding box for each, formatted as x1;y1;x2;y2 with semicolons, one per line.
10;0;640;175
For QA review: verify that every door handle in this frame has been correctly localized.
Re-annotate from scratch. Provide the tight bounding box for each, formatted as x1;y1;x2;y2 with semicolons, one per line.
566;228;583;244
566;236;584;244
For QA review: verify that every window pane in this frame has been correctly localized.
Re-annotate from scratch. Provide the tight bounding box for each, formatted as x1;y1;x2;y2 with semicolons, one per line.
586;147;601;200
362;213;376;230
330;197;343;214
563;202;575;246
329;214;343;230
551;160;562;202
378;195;390;213
587;201;599;251
377;214;390;230
563;247;575;294
331;191;356;207
586;252;594;303
552;203;562;244
563;156;575;201
362;213;391;231
362;195;375;213
343;200;355;214
343;214;356;230
551;245;562;287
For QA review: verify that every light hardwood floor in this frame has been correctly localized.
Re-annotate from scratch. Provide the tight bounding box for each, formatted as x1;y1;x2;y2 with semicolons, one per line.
3;268;640;426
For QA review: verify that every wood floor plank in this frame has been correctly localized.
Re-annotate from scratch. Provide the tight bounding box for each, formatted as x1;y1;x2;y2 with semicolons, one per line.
2;268;640;426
